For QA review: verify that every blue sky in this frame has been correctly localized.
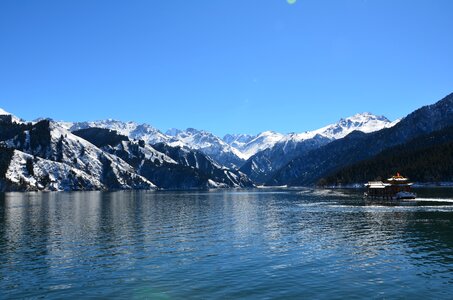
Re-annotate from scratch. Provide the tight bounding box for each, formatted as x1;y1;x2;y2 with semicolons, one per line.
1;0;452;136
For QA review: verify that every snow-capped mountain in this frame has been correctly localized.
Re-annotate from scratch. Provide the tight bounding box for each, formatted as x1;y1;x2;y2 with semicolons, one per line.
284;112;397;142
10;110;399;189
3;91;453;190
1;119;155;191
67;120;170;145
0;114;254;191
0;108;23;123
151;142;253;188
62;113;397;172
222;113;397;163
65;121;246;169
165;128;247;169
72;127;253;189
4;149;104;191
269;92;453;186
239;113;398;183
235;131;287;159
223;134;255;151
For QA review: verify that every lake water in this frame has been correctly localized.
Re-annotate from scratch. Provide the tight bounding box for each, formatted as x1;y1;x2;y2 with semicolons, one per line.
1;188;453;299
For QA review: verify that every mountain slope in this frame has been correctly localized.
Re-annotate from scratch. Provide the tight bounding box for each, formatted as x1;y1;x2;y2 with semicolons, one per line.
269;92;453;186
222;134;255;151
239;131;286;159
0;108;23;124
67;121;246;169
73;127;253;189
240;135;331;183
68;120;170;144
240;113;396;183
152;142;253;188
321;125;453;185
166;128;246;169
0;120;155;191
0;147;103;191
63;113;395;174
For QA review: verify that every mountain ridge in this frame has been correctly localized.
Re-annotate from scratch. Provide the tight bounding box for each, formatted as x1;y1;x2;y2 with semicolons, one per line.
321;124;453;185
269;92;453;186
239;113;397;183
2;91;453;191
61;112;397;170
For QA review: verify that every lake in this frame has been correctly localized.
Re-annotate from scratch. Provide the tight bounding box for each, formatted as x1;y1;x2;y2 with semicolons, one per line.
1;188;453;299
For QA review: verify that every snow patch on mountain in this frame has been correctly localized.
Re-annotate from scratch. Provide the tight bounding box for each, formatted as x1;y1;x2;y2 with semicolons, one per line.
113;141;177;165
167;128;246;158
311;112;397;140
0;108;11;115
232;113;398;159
68;120;170;145
165;128;247;168
223;134;255;150
50;123;156;189
5;150;103;191
3;121;156;190
0;108;23;123
60;112;398;169
279;112;397;144
238;131;286;159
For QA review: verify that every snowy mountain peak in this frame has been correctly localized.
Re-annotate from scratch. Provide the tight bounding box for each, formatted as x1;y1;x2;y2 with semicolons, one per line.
338;112;390;127
166;128;183;136
238;131;286;159
186;127;203;133
57;112;398;169
280;112;396;143
0;108;11;115
223;134;255;153
0;108;22;123
167;127;248;166
174;128;214;139
234;113;398;159
223;133;254;144
67;119;170;145
322;112;395;139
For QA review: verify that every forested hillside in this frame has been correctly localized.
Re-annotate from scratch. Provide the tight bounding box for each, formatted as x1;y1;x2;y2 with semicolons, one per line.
320;125;453;185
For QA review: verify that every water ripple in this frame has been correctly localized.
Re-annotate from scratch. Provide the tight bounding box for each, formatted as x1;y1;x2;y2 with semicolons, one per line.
1;188;453;299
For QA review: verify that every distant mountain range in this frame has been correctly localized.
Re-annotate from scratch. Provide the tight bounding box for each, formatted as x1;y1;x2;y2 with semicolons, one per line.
269;92;453;186
1;92;452;191
64;112;396;171
239;113;397;183
0;113;252;191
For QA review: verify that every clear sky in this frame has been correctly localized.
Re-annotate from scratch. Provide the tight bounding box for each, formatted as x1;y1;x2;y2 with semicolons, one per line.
1;0;452;136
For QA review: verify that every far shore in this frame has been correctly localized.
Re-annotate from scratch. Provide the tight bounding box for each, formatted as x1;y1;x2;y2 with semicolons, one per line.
320;182;453;189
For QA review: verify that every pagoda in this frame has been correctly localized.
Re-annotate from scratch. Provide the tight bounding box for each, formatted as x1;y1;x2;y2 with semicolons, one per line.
364;173;416;200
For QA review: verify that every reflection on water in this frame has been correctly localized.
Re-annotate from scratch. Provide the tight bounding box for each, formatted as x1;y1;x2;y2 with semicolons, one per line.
0;189;453;299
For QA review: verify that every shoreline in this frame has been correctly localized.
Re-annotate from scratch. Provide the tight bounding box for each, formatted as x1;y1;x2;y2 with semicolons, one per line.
321;182;453;189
